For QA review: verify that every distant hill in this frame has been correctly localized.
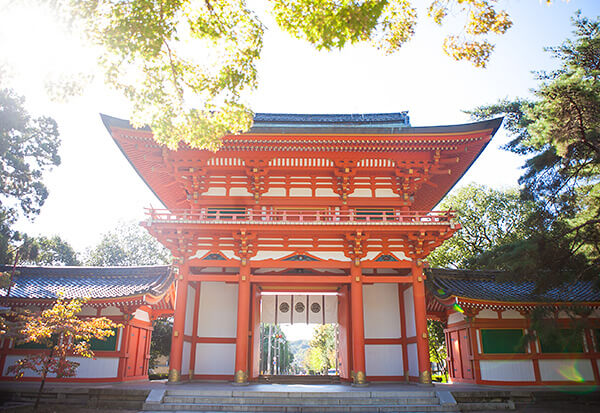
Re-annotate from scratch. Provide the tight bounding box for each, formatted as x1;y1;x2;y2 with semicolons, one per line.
289;339;309;355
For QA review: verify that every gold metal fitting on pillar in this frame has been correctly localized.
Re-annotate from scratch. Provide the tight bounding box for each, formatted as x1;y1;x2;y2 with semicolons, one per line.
234;370;248;385
353;371;367;386
419;370;432;385
168;369;180;383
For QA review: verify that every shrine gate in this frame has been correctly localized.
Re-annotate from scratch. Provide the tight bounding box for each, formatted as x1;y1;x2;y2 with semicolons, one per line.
102;112;502;385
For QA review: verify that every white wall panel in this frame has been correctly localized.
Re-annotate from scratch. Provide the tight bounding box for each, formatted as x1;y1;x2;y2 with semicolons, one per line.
133;309;150;322
476;309;499;319
194;343;236;375
407;343;418;377
229;187;251;196
480;360;535;382
184;286;196;336
539;359;595;382
3;356;118;378
363;284;401;339
197;282;238;337
502;310;525;319
101;306;123;316
448;312;465;325
181;341;191;375
365;345;403;376
403;287;416;337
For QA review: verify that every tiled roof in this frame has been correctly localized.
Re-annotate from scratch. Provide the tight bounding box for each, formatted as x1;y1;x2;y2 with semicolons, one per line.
252;112;411;127
0;265;173;300
425;268;600;303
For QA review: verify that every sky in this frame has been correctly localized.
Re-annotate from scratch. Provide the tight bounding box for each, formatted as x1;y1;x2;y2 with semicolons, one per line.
2;0;600;253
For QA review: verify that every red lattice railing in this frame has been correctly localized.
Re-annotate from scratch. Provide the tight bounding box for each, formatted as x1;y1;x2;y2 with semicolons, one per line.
145;208;456;225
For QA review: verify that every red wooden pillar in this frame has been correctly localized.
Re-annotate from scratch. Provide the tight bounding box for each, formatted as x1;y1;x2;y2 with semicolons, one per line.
350;264;366;385
412;262;431;384
168;264;189;382
234;264;251;384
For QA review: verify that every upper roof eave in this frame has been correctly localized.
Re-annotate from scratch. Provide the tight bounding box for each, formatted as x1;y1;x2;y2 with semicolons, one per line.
100;113;503;138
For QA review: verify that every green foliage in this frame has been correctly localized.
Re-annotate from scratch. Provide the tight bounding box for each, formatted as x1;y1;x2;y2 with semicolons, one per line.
427;320;447;379
0;88;61;265
428;184;535;269
304;324;336;374
10;0;518;149
84;221;171;266
260;323;294;374
468;14;600;287
149;318;172;371
20;235;80;266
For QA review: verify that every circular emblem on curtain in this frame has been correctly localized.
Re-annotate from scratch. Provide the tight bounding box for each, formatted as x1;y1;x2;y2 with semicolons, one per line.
279;302;290;313
311;302;321;313
295;302;305;313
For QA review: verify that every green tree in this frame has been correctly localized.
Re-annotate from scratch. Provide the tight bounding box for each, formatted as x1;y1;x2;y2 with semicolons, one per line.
0;88;61;265
148;318;172;372
468;13;600;288
305;324;336;374
427;320;447;381
428;184;535;269
8;0;517;149
19;235;80;266
84;221;171;266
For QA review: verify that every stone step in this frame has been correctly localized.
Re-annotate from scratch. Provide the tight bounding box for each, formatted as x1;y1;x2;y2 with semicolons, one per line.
162;396;441;406
164;390;438;398
144;402;458;412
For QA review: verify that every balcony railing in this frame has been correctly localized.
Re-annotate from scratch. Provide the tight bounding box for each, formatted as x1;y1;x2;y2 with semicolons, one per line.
144;208;456;226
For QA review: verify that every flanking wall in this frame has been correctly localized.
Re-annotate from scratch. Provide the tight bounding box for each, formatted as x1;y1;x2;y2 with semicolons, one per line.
445;308;600;385
0;305;153;382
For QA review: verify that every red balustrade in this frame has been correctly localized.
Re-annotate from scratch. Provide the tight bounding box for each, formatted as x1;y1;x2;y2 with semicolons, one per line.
145;207;455;225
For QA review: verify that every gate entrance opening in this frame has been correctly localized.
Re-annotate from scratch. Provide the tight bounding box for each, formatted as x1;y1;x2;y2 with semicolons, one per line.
258;292;341;381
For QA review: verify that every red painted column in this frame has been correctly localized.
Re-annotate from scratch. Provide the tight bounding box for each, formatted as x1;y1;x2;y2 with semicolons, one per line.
412;262;431;384
168;264;189;382
350;264;367;385
234;264;251;384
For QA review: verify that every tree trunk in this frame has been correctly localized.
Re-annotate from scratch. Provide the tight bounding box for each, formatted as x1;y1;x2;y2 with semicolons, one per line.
34;350;53;411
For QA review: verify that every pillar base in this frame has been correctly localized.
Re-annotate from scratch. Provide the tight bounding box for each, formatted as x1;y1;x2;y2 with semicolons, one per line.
419;370;432;385
168;369;180;383
233;370;248;385
351;371;368;387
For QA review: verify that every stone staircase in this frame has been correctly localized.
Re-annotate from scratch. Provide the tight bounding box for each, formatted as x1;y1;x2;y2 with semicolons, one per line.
142;388;460;412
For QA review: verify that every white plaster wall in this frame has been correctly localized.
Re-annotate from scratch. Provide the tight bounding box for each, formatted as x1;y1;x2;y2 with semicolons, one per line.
375;189;397;197
263;188;286;197
315;188;337;197
229;187;251;196
403;286;416;337
407;343;418;377
184;285;196;336
307;251;351;261
253;251;294;261
101;306;123;316
479;360;535;382
476;309;499;319
194;343;236;375
3;356;118;378
289;188;312;197
202;187;226;196
348;189;372;197
502;310;525;319
365;345;403;376
363;284;401;339
197;282;238;338
78;306;97;316
448;312;465;325
181;341;191;375
133;309;150;322
539;359;595;382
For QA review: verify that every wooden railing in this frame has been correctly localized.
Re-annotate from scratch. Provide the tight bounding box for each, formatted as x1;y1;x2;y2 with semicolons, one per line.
145;208;456;225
